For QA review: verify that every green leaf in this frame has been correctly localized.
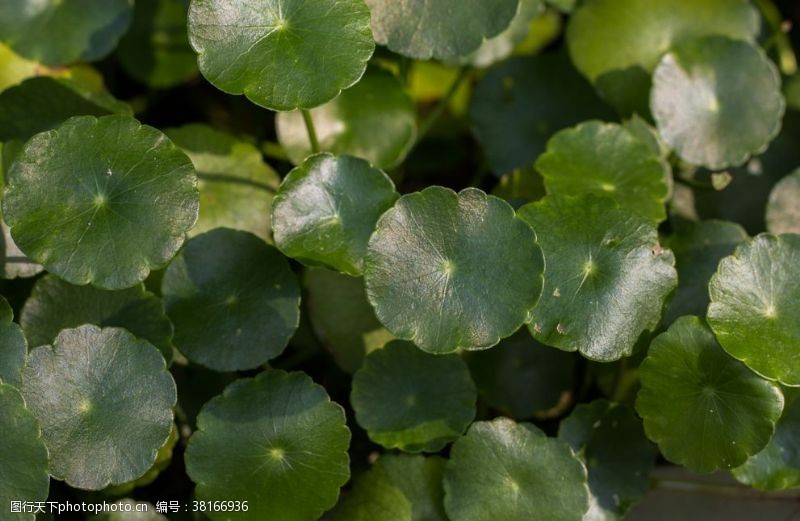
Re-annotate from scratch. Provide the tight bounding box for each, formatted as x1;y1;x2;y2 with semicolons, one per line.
636;316;784;473
21;325;176;490
518;194;677;361
185;369;350;521
733;390;800;491
3;114;198;290
470;55;613;176
276;69;417;169
333;455;447;521
0;383;49;521
187;0;375;111
663;220;748;325
0;141;42;280
766;169;800;234
707;233;800;386
365;186;544;354
491;166;546;208
352;340;476;452
273;154;398;276
0;295;26;387
116;0;198;89
0;0;133;66
104;424;179;495
443;417;589;521
651;36;785;170
559;400;655;521
165;124;280;242
162;228;300;371
21;274;174;364
465;329;575;419
305;268;393;373
90;500;167;520
535;121;671;223
365;0;519;60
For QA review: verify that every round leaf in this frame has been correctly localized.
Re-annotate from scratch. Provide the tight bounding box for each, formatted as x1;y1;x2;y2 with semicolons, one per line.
707;233;800;386
276;69;417;169
21;325;177;490
365;186;544;354
518;194;677;361
766;169;800;234
0;295;26;387
0;0;133;66
162;228;300;371
351;340;476;452
185;370;351;521
443;417;589;521
0;383;49;521
273;154;398;276
3;114;199;289
636;316;784;473
187;0;375;111
21;274;174;363
535;121;671;222
365;0;519;60
651;36;785;169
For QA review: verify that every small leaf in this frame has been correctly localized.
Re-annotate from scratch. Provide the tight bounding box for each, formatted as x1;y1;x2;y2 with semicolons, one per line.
187;0;374;111
0;295;26;387
535;121;671;222
636;316;784;473
21;325;176;490
351;340;476;452
365;0;519;60
708;233;800;386
365;186;544;354
651;36;785;169
185;370;351;521
766;169;800;234
276;69;417;169
21;274;174;364
3;114;199;290
518;194;677;361
444;417;589;521
273;154;398;276
162;228;300;371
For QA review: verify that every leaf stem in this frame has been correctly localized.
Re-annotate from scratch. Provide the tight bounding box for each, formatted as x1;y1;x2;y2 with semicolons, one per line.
753;0;797;75
261;141;289;162
301;109;321;154
416;66;471;141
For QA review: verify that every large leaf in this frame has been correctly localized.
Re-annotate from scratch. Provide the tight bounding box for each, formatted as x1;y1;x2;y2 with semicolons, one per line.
185;370;351;521
636;316;784;473
0;295;26;387
365;0;519;60
443;418;589;521
3;114;199;289
351;340;476;452
187;0;375;111
651;36;785;169
766;169;800;234
0;0;133;66
518;194;677;361
707;233;800;386
162;228;300;371
21;325;176;489
535;121;671;222
276;69;417;169
364;186;544;354
273;154;398;276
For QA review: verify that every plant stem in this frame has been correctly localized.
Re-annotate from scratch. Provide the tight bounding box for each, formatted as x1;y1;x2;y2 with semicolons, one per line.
399;56;410;86
301;109;321;154
261;141;289;162
753;0;797;75
416;66;471;141
674;175;717;192
650;477;800;502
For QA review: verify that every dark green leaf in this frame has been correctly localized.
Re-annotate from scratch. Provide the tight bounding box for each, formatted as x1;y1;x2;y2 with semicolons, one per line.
766;169;800;234
0;295;26;387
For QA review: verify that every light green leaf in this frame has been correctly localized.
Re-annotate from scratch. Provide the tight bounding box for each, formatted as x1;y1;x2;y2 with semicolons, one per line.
162;228;300;371
3;114;198;290
0;295;26;388
185;370;351;521
444;417;589;521
276;69;417;169
365;186;544;354
21;325;176;490
518;194;677;361
352;340;476;452
187;0;375;111
273;154;398;276
535;121;671;222
636;316;784;473
708;233;800;386
651;36;785;170
766;169;800;234
21;274;174;364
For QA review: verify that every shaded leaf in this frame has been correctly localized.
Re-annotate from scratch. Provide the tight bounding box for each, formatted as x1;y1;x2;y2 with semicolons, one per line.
766;169;800;234
0;295;26;387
